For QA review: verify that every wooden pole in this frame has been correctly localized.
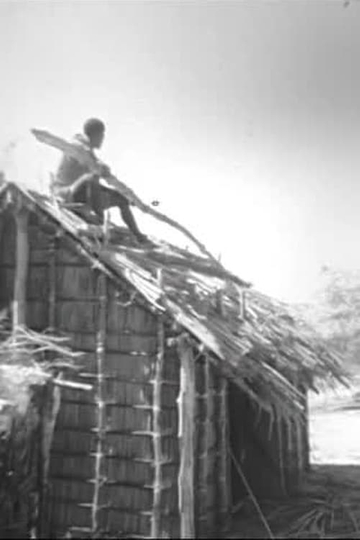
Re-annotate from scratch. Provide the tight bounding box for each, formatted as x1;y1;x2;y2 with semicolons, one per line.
13;207;29;330
218;377;231;533
92;273;107;538
198;355;211;537
151;270;165;538
177;336;196;539
303;388;310;472
277;416;287;497
48;234;57;330
296;417;304;481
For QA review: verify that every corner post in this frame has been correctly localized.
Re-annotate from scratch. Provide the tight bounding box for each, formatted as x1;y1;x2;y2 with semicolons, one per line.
177;335;196;539
13;204;29;330
151;269;165;538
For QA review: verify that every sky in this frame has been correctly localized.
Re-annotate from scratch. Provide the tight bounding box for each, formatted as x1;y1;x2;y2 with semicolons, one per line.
0;0;359;303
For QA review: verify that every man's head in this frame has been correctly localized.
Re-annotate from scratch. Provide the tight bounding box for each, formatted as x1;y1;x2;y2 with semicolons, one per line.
83;118;105;149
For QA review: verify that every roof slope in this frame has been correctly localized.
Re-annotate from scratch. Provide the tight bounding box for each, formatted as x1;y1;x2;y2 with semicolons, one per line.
0;181;347;418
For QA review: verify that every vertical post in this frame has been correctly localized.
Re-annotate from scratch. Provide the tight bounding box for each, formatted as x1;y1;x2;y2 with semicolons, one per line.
277;416;287;497
48;234;57;331
218;377;231;534
13;207;29;330
197;355;211;537
177;336;195;539
39;231;59;536
296;417;304;479
303;389;310;472
151;270;165;538
92;273;107;537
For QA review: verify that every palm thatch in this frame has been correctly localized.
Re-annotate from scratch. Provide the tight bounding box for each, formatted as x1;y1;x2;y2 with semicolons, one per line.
0;180;347;423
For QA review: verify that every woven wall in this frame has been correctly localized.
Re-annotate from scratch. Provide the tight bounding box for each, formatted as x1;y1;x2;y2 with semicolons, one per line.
0;209;233;539
194;356;230;538
2;211;182;538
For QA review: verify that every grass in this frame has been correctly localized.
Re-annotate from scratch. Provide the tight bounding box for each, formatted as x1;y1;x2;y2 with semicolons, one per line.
229;466;360;539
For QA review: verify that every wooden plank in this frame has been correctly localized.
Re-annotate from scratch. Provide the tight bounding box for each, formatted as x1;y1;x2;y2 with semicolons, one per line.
177;337;195;539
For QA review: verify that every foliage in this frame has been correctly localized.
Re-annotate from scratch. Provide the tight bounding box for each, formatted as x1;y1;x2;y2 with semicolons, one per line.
299;267;360;372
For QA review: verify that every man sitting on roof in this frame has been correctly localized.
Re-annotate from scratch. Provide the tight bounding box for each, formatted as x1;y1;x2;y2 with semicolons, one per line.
51;118;148;244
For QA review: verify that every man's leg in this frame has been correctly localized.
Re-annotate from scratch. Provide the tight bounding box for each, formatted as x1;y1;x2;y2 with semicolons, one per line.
100;186;146;241
72;177;105;223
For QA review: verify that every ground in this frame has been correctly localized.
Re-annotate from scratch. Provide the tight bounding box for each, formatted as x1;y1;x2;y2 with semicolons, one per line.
310;374;360;466
228;376;360;539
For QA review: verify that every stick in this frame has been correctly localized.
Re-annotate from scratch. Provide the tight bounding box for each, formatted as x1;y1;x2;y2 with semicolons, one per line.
218;377;231;533
230;448;274;540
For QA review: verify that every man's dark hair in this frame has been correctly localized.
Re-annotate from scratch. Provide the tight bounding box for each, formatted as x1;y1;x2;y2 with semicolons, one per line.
83;118;105;138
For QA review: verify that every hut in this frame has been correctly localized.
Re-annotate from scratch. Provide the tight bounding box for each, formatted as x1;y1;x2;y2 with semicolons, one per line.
0;179;345;539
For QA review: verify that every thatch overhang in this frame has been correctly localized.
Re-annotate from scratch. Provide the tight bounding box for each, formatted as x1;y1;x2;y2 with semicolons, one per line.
0;180;347;421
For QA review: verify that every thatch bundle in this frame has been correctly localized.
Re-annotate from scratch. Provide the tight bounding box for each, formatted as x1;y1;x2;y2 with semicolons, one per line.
0;324;84;538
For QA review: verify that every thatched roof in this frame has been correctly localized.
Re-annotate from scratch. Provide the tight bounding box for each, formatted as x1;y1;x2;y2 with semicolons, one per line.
0;181;347;418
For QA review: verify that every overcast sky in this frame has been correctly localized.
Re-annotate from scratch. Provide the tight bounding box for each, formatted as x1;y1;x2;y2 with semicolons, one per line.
0;0;359;302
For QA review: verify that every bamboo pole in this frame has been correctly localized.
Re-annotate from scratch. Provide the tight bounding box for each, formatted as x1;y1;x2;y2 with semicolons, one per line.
177;336;195;539
218;376;231;534
91;272;107;538
151;270;165;538
13;207;29;330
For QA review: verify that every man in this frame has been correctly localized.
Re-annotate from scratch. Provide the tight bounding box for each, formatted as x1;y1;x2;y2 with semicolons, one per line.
52;118;148;243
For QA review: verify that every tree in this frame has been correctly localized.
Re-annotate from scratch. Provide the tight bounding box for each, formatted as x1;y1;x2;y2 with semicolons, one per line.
300;266;360;372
